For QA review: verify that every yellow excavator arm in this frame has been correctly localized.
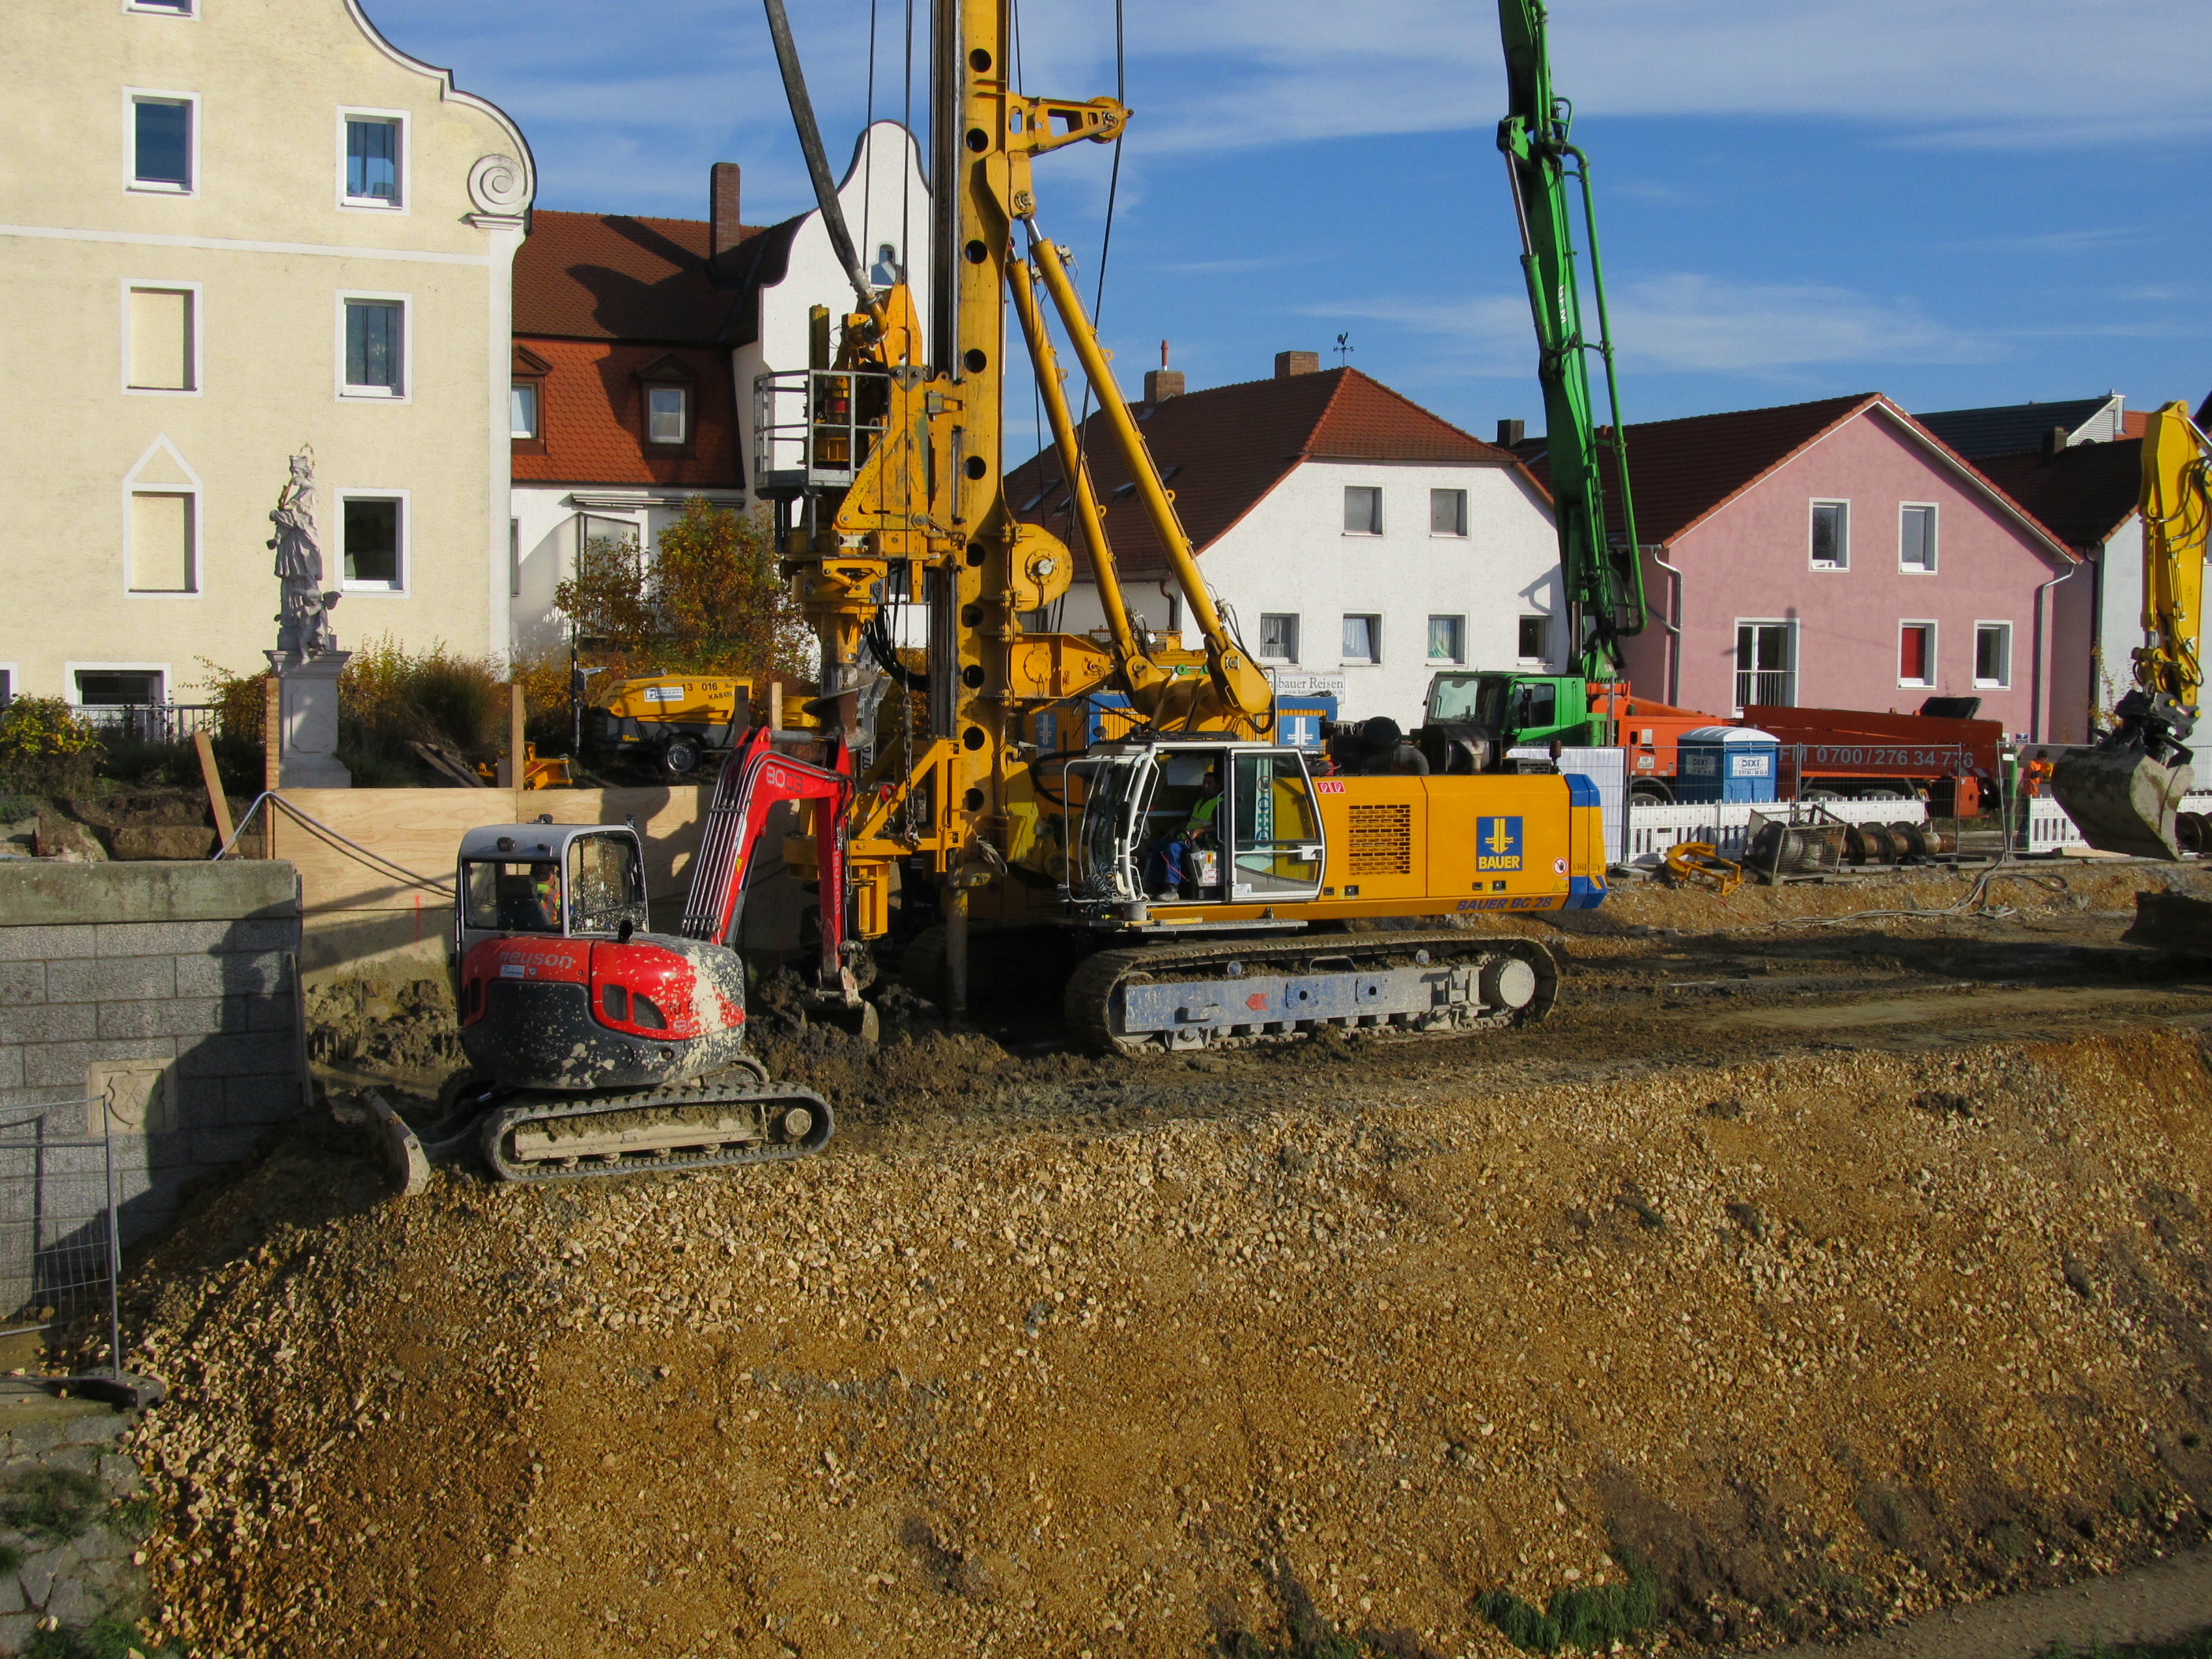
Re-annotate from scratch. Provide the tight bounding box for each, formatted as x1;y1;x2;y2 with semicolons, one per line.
2051;401;2212;859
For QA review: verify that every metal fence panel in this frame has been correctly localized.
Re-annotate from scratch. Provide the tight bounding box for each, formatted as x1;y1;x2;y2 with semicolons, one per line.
0;1098;120;1383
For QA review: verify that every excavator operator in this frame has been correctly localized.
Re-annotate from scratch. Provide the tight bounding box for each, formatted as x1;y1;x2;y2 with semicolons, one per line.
1147;766;1223;899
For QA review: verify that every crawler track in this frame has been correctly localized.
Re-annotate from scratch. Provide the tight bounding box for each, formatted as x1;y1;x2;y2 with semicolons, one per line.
1064;928;1560;1054
478;1071;835;1183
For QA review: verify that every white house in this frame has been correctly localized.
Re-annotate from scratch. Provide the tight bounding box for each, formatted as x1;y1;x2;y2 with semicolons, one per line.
508;123;928;656
1008;356;1562;724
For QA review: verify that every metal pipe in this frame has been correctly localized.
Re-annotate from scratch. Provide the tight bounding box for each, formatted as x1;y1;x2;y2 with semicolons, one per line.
1005;256;1142;672
760;0;884;321
1649;544;1685;706
2031;555;2082;743
945;885;969;1020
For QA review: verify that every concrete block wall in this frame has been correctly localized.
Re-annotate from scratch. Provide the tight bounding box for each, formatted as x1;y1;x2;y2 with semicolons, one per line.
0;862;304;1241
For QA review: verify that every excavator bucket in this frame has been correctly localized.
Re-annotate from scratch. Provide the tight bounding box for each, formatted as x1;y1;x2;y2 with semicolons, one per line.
2049;748;2194;861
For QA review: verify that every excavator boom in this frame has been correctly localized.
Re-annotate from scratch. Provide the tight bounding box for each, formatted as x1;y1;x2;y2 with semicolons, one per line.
2050;401;2210;859
1496;0;1643;679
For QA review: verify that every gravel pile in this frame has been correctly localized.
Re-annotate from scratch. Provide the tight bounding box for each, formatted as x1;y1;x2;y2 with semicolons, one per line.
110;1017;2212;1658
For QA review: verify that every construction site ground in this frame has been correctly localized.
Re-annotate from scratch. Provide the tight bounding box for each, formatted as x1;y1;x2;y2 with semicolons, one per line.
117;858;2212;1657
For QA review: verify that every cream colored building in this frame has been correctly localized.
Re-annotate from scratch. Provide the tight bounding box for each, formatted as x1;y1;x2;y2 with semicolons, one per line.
0;0;532;710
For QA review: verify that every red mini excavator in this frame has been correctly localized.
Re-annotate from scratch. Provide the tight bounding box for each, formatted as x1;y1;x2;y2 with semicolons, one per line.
440;730;858;1183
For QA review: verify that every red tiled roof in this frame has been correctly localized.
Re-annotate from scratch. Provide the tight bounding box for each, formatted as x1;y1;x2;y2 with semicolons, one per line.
1972;440;2142;548
511;338;742;487
515;210;763;343
1005;367;1525;579
1538;394;1871;544
1536;393;2071;561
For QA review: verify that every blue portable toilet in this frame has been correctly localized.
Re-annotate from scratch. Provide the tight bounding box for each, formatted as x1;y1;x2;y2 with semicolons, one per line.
1675;725;1778;804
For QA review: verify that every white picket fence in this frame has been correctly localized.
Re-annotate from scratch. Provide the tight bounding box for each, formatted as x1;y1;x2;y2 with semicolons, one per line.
2020;790;2212;856
1621;790;2212;867
1622;799;1928;866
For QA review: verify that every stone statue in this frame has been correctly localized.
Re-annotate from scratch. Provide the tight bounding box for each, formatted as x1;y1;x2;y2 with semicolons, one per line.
268;447;340;661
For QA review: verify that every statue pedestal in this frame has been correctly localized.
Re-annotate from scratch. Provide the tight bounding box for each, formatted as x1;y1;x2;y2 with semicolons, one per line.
265;650;352;789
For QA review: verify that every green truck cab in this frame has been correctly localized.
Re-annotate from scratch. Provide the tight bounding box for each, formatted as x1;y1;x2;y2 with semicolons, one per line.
1416;672;1716;802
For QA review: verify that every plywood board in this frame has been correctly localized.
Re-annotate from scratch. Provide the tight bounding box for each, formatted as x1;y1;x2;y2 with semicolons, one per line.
273;787;712;915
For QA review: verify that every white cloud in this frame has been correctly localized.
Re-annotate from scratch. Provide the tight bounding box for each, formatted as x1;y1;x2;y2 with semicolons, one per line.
1317;273;2003;377
1080;0;2212;152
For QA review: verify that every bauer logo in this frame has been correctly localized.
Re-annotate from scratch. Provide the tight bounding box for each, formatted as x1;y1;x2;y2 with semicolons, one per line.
1476;815;1524;872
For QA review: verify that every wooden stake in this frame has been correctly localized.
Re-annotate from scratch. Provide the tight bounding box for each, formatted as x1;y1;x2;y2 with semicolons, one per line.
502;683;526;789
193;732;235;853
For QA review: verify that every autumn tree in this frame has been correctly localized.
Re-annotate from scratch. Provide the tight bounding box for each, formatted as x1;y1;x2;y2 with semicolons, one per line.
551;497;809;679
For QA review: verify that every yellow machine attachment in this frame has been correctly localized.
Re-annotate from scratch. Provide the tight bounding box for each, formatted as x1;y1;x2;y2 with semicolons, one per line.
2052;402;2211;859
1662;840;1743;897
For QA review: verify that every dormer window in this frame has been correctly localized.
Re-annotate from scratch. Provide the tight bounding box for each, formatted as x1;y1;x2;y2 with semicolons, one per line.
635;354;694;449
511;345;550;452
647;386;687;445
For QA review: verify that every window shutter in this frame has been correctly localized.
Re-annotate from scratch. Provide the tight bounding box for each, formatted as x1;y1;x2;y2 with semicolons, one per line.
129;290;192;390
129;493;193;591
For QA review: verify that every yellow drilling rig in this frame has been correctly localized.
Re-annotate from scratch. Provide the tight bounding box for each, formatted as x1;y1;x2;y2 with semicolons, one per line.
750;0;1610;1053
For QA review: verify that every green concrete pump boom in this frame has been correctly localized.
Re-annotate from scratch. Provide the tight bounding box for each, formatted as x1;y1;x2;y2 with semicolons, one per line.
1497;0;1644;680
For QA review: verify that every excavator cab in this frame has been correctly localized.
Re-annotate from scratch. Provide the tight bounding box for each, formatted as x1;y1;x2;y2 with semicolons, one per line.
453;824;650;961
1068;742;1326;918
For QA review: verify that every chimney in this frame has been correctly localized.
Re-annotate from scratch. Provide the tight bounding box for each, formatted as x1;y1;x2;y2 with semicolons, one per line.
2044;424;2069;460
1275;350;1320;379
1144;368;1185;405
709;163;743;266
1496;418;1526;447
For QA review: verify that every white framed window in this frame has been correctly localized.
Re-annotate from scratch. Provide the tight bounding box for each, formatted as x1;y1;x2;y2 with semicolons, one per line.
1426;615;1465;663
1341;614;1380;665
644;384;689;445
1517;616;1551;663
511;382;540;439
1898;621;1936;688
339;109;407;211
68;665;170;707
337;489;409;591
1974;621;2012;688
124;0;195;15
338;293;409;400
1810;500;1848;570
1899;504;1937;573
1734;619;1795;710
125;90;198;195
121;280;200;394
1430;488;1468;537
126;489;198;594
1342;485;1382;536
1257;613;1299;663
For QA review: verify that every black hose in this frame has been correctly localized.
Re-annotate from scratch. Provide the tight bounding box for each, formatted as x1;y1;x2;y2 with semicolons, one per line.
865;615;927;690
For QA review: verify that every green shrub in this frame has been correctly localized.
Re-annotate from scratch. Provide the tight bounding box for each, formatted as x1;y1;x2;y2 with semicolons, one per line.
1475;1558;1661;1654
0;699;101;797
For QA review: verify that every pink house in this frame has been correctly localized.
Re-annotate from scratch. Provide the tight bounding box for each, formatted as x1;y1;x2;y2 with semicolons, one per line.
1587;395;2089;742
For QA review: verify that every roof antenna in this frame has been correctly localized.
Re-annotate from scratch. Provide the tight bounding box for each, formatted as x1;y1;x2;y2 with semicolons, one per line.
1334;332;1353;365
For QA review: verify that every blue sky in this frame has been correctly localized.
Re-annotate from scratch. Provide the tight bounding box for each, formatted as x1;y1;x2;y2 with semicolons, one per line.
368;0;2210;439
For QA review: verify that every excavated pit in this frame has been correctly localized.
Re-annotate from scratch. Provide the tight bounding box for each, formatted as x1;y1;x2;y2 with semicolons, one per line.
112;862;2212;1655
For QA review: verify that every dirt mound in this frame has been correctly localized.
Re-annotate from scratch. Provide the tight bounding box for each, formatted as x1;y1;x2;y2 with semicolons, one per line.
121;1020;2212;1657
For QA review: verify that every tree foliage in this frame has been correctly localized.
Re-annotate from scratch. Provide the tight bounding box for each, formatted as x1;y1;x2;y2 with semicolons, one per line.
553;497;809;681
